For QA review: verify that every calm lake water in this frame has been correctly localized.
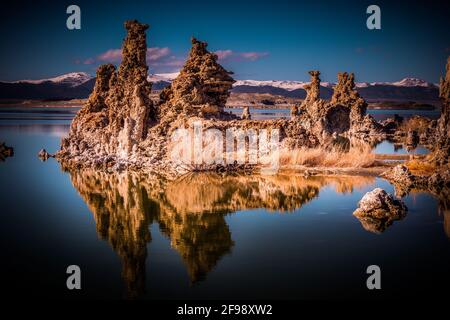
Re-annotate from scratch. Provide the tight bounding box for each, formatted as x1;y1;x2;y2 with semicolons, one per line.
0;108;449;299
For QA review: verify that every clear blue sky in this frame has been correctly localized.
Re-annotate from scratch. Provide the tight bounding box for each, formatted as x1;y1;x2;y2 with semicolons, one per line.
0;0;449;82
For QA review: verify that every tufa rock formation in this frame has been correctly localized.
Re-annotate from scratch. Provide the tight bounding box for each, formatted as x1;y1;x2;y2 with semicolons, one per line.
353;188;407;233
59;20;155;166
38;149;54;161
296;71;347;138
384;57;449;194
295;71;382;141
57;19;385;176
431;56;450;165
301;71;322;110
406;129;419;148
159;37;235;119
381;164;450;197
241;106;251;120
331;72;381;137
0;142;13;161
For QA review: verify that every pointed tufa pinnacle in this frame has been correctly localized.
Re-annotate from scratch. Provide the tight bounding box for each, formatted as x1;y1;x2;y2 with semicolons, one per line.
61;19;155;161
158;36;235;118
439;56;450;102
304;70;321;103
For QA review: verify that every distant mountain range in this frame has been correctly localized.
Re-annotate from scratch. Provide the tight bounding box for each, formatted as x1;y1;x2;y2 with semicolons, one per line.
231;77;439;101
0;72;96;100
0;72;440;101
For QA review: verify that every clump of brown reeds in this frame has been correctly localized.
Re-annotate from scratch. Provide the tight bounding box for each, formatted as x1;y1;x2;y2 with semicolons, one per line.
405;158;436;173
280;144;376;168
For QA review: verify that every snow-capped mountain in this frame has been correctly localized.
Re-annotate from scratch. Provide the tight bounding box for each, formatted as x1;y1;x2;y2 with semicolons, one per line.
233;80;307;91
231;77;439;101
147;72;179;83
233;80;336;90
391;78;435;87
0;72;440;101
12;72;93;87
233;77;438;91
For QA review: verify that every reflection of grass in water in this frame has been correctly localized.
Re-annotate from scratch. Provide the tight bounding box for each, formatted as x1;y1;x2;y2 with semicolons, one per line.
164;173;375;213
65;168;379;294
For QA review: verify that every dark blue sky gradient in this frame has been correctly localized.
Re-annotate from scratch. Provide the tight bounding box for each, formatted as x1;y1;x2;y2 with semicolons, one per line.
0;0;449;82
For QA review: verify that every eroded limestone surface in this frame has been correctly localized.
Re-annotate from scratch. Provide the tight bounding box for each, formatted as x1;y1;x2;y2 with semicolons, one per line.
294;71;382;141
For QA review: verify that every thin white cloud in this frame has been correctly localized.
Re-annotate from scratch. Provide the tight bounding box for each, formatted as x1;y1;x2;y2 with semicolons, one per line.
214;50;269;62
81;47;268;73
85;47;173;64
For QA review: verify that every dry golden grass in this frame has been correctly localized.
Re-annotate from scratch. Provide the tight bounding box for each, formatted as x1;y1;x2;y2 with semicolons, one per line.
405;159;436;173
280;145;376;168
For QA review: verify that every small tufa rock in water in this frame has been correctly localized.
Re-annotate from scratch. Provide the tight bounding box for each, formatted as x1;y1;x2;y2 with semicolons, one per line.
381;164;450;198
380;164;417;197
0;142;14;161
241;106;251;120
38;149;54;161
353;188;407;233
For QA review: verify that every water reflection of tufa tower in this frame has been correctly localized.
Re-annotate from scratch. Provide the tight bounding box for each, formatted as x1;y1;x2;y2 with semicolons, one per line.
70;170;376;297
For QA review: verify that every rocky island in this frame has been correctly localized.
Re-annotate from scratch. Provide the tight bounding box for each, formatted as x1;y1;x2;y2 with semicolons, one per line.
55;19;449;196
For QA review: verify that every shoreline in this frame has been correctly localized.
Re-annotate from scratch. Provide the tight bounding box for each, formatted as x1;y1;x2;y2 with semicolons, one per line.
0;98;441;111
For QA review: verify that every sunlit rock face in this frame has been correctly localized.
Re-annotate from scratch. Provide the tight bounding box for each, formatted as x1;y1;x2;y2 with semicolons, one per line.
353;188;407;234
331;72;382;137
59;20;155;168
295;71;382;141
64;167;377;297
159;38;236;119
297;71;342;137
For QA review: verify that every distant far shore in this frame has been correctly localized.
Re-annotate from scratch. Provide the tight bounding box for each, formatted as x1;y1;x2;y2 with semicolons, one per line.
0;99;85;108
